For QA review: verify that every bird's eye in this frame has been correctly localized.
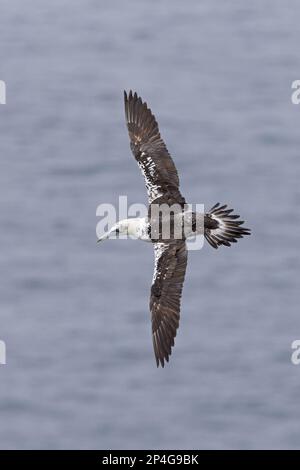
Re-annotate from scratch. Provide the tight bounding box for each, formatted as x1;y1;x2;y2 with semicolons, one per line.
115;228;120;234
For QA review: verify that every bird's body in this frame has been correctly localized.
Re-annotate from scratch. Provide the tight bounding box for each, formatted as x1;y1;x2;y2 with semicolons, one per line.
98;211;204;244
98;91;251;367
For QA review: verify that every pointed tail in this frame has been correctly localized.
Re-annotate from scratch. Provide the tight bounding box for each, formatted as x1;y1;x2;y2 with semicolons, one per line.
204;203;251;249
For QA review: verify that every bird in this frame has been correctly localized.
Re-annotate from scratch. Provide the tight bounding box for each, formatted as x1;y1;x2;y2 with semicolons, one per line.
98;90;251;367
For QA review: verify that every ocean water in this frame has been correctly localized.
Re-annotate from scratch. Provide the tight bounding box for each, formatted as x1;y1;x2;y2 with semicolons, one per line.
0;0;300;450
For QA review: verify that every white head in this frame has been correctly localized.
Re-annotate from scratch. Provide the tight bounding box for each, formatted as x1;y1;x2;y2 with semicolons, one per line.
97;218;143;242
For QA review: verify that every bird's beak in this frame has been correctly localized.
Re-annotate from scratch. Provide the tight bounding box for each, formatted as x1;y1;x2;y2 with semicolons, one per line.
97;233;110;243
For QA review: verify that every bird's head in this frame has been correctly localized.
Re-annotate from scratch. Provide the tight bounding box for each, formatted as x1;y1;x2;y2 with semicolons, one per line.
97;219;134;243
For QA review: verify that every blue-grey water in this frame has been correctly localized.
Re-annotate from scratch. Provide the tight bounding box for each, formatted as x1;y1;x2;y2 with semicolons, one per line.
1;0;300;450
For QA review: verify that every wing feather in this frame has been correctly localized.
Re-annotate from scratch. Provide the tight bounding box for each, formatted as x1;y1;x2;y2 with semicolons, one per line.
150;241;188;367
124;90;185;205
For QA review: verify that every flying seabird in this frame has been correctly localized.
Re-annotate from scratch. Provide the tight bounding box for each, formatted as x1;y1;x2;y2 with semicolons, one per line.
98;91;251;367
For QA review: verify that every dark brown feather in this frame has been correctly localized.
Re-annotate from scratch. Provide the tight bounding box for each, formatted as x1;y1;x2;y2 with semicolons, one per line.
204;203;251;249
124;90;185;206
150;241;188;367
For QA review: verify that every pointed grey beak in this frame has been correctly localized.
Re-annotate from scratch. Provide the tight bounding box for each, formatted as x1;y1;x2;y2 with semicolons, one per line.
97;233;110;243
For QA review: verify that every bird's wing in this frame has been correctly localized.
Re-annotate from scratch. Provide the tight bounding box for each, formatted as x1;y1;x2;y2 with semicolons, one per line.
124;90;185;205
150;240;188;367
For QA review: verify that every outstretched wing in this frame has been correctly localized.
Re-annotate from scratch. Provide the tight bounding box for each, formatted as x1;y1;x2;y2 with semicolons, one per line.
124;90;185;205
150;241;188;367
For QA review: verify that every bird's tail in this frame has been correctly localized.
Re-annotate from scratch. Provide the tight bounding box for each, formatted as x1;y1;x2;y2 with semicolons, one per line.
204;203;251;249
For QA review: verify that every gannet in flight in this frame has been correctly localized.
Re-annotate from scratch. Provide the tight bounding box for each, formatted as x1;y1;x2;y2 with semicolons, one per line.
98;91;250;367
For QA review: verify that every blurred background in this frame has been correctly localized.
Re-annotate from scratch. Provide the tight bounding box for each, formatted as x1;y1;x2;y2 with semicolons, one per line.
0;0;300;450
